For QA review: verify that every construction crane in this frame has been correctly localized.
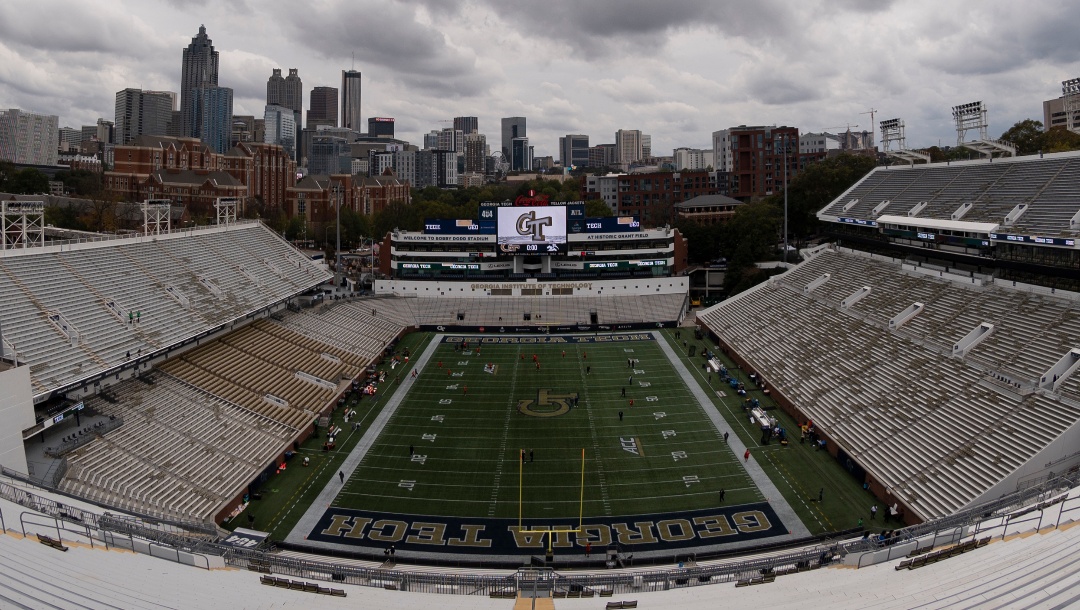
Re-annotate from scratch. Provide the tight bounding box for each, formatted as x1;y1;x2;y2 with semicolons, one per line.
860;108;877;128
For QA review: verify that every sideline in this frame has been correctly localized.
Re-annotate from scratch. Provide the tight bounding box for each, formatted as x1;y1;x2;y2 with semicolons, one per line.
650;331;811;539
285;334;444;544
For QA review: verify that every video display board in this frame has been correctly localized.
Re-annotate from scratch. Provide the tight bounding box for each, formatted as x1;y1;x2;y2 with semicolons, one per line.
496;206;567;255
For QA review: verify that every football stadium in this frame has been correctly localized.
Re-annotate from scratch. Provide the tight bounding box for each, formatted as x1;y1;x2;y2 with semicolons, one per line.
2;151;1080;608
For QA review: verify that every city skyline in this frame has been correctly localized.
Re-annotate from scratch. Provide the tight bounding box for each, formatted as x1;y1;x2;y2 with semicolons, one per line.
1;1;1079;159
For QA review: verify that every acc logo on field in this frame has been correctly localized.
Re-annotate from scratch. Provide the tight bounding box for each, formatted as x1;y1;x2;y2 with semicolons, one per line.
517;389;578;417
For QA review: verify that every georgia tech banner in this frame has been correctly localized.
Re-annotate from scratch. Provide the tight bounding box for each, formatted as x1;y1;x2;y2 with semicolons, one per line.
305;504;788;555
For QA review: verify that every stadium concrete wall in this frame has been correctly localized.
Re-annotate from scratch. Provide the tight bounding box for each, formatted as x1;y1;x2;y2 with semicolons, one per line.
375;277;689;297
0;366;34;475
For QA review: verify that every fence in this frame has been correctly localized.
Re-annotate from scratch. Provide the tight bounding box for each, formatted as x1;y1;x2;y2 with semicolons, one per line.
1;467;1078;596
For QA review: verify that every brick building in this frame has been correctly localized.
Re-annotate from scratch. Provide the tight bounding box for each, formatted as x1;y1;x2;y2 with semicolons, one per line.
614;170;718;227
104;135;296;217
284;172;410;223
728;125;799;201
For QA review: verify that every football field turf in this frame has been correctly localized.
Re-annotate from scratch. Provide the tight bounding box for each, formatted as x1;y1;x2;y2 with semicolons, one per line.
331;332;761;521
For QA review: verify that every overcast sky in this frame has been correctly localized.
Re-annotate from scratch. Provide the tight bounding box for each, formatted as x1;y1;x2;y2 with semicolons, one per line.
2;0;1078;159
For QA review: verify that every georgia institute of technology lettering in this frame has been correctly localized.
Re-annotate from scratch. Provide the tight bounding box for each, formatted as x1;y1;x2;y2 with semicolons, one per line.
308;505;786;555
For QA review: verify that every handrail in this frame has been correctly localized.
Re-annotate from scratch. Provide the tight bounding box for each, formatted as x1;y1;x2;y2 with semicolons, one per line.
1;465;1079;594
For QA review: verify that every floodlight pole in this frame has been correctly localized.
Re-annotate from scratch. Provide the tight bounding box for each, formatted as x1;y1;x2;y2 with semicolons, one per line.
332;182;343;276
782;140;789;265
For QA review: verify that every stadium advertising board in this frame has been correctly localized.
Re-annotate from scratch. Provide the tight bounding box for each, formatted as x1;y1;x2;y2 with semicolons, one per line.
497;206;567;255
423;218;496;235
989;232;1076;247
582;216;641;233
308;503;788;555
584;260;667;270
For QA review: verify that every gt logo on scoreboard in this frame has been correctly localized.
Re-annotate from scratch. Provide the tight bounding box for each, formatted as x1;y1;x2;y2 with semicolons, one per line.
516;210;553;241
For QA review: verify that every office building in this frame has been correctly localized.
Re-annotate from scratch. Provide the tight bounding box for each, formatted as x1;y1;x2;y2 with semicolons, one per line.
307;86;338;128
192;86;233;154
58;127;81;151
423;130;440;150
511;136;531;172
589;144;617;168
115;89;176;146
341;70;362;131
673;147;713;171
368;117;395;138
437;127;463;153
263;104;297;161
309;134;352;175
501;117;526;158
180;25;219;139
711;129;733;173
453;116;478;135
559;134;589;168
464;132;487;174
615;129;643;167
0;108;59;165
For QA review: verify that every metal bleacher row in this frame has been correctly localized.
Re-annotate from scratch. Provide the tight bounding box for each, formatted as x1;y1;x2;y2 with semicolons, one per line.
698;248;1080;520
158;319;367;430
819;153;1080;237
61;373;297;521
0;222;330;395
274;300;406;359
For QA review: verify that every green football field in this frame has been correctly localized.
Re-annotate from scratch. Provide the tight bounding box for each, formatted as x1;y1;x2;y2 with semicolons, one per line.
332;333;762;521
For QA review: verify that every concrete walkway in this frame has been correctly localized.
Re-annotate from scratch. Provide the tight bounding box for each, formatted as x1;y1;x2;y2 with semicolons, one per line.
286;334;443;544
650;331;811;538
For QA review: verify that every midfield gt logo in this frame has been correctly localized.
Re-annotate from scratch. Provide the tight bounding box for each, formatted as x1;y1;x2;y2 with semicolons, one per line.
515;210;553;242
517;389;579;417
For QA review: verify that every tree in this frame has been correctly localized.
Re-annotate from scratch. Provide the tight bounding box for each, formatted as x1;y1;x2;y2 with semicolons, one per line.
79;192;121;232
53;169;102;196
781;153;876;243
999;119;1044;155
1039;127;1080;153
5;168;50;194
584;199;613;218
44;202;88;231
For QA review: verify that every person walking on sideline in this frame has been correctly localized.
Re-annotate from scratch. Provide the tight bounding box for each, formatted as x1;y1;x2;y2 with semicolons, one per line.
744;448;751;462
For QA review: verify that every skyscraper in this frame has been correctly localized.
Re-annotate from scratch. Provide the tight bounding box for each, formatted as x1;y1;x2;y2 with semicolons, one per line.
308;86;338;128
264;105;297;160
341;70;362;131
464;132;487;174
615;129;643;166
115;89;176;145
501;117;526;159
453;116;478;135
0;108;59;165
193;86;233;154
180;25;219;139
267;69;302;119
511;137;531;172
559;134;589;168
